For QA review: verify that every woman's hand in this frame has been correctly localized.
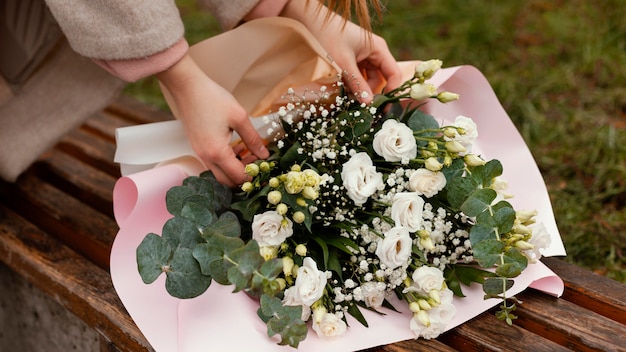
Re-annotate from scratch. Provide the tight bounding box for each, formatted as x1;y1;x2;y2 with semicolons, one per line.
157;54;269;187
281;1;403;103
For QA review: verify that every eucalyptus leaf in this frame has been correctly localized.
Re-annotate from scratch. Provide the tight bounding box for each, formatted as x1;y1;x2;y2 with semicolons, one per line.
193;234;245;285
180;195;216;228
470;160;503;187
447;176;478;210
161;217;203;250
227;240;265;292
136;233;174;284
469;223;497;246
164;247;212;299
483;277;514;295
407;110;439;135
201;211;241;240
475;201;516;234
258;295;307;348
472;239;505;268
460;188;497;217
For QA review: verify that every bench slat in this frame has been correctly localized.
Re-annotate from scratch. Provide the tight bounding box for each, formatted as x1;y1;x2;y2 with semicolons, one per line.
543;257;626;325
516;289;626;352
0;205;152;352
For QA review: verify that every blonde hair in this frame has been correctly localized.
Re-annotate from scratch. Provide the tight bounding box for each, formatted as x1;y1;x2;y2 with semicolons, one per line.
318;0;384;32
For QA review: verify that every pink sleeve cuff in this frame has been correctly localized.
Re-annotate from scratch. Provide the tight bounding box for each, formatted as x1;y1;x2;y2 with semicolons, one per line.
92;38;189;82
244;0;290;21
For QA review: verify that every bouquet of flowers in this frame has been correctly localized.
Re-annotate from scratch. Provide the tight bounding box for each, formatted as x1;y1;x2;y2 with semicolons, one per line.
135;60;550;348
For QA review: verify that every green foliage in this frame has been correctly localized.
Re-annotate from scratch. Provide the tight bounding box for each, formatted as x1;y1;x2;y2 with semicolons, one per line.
136;171;301;347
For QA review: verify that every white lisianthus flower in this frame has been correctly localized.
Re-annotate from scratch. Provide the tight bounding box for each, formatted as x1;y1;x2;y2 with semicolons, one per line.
447;115;478;151
375;227;412;269
292;257;327;306
409;301;456;339
524;222;552;263
414;59;443;80
360;281;387;309
391;192;425;232
410;83;438;101
312;308;347;339
406;266;445;296
373;119;417;163
408;169;447;198
251;211;293;247
341;153;383;206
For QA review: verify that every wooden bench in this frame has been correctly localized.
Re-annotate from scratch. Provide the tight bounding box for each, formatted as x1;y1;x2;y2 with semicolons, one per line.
1;96;625;352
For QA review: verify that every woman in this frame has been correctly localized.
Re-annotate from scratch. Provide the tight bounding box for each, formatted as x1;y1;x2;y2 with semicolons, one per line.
0;0;402;186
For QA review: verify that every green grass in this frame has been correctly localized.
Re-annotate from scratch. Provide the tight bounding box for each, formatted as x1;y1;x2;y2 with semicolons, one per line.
124;0;626;282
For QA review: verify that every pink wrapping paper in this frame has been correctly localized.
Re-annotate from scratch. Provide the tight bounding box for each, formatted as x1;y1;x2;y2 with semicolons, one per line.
111;64;566;351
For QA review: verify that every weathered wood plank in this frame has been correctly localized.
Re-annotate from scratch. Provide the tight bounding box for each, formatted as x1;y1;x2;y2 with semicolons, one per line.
5;173;116;269
516;289;626;352
542;257;626;325
0;204;152;352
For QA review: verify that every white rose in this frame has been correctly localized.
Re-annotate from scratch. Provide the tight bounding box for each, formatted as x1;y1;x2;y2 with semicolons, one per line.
447;115;478;151
375;227;412;269
524;222;552;263
361;281;387;309
252;211;293;247
408;168;447;198
391;192;425;232
312;311;347;339
293;257;327;306
373;119;417;163
282;286;312;321
409;266;445;295
341;152;383;206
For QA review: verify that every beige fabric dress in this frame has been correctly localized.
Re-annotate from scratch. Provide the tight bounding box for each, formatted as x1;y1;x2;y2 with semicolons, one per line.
0;0;259;182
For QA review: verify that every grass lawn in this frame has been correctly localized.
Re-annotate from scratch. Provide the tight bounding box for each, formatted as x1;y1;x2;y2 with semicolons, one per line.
124;0;626;282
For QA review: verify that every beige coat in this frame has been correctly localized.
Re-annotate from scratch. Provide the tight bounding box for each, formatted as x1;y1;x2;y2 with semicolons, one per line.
0;0;259;182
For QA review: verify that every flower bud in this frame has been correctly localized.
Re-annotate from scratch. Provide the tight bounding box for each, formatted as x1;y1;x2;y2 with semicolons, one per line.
259;246;278;260
276;203;288;215
443;155;453;167
293;211;306;224
267;190;282;205
409;83;438;101
295;244;307;256
420;237;435;251
464;154;486;166
425;157;443;171
416;310;431;327
409;302;421;313
515;240;535;251
282;256;295;276
302;186;319;200
414;59;442;80
259;161;271;172
429;289;441;304
445;140;466;153
437;91;460;103
443;127;457;138
241;181;254;192
245;163;260;177
512;223;532;235
516;209;538;224
296;198;307;207
269;177;281;188
275;278;287;291
291;164;301;172
418;299;432;310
